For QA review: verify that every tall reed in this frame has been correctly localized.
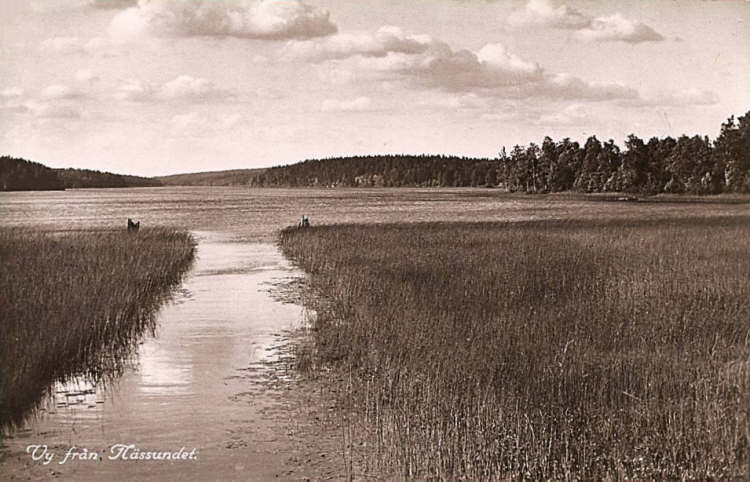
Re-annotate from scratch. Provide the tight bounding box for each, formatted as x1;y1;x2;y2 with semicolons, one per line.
1;228;195;428
280;216;750;479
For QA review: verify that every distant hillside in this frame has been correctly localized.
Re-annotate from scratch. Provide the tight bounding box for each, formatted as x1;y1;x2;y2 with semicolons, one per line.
155;168;265;186
252;155;497;188
0;155;161;191
55;168;161;189
1;156;63;191
251;111;750;194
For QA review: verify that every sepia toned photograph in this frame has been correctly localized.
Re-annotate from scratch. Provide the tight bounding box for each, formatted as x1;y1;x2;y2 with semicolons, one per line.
1;0;748;480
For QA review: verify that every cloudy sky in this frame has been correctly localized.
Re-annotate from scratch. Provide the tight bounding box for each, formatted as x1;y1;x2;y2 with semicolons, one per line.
1;0;748;176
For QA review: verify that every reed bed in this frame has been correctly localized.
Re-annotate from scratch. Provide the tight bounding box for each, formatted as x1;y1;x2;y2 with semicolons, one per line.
279;216;750;479
0;228;195;428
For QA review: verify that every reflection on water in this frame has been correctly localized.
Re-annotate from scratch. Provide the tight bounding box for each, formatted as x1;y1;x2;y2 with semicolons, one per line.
1;230;305;480
0;187;746;480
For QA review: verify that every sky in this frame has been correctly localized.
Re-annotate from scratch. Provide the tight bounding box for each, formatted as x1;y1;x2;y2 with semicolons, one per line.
1;0;748;176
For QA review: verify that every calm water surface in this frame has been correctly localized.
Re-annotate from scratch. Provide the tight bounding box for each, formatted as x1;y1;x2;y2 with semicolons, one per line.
0;187;745;480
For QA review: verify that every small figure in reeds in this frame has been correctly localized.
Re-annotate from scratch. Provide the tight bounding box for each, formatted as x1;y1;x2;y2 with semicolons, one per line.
299;215;311;228
127;218;140;232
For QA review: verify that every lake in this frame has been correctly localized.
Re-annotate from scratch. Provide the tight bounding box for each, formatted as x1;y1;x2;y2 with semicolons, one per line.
0;187;746;480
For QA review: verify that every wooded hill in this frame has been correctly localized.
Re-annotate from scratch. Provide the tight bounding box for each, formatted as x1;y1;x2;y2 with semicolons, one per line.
155;168;265;186
251;111;750;194
3;110;748;194
0;156;160;191
55;168;161;189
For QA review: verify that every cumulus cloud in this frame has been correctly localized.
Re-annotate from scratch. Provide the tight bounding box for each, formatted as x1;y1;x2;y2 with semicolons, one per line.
286;23;640;101
321;96;373;112
532;73;639;101
160;75;232;101
290;24;640;102
115;76;233;102
283;26;430;62
507;0;590;29
507;0;663;44
109;0;337;42
337;38;633;101
575;14;664;43
114;80;155;102
348;40;545;91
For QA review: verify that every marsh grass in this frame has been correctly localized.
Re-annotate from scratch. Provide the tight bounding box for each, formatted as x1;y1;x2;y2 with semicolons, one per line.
1;228;195;429
279;216;750;479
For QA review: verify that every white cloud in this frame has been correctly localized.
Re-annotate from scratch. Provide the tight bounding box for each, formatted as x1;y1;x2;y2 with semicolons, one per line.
574;13;664;43
160;75;232;101
109;0;337;42
114;79;154;102
283;26;430;62
321;96;373;112
114;76;232;102
507;1;664;44
533;73;639;101
291;25;640;102
353;40;545;91
507;0;590;29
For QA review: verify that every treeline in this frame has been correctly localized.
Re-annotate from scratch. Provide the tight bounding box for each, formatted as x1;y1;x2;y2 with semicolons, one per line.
0;156;161;191
0;156;63;191
55;168;161;189
250;154;498;188
499;111;749;194
253;111;750;194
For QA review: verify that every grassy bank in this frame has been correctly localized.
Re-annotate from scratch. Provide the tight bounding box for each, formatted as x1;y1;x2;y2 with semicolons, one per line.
1;228;195;428
279;217;750;479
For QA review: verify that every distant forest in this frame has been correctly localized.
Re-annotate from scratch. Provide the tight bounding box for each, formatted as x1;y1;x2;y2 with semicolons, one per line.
252;111;750;194
2;110;749;194
0;156;160;191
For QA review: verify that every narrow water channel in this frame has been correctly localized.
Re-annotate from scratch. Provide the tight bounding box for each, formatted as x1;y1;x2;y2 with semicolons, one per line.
1;231;306;480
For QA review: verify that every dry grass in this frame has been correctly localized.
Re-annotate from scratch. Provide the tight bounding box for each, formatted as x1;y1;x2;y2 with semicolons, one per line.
0;228;195;429
279;216;750;479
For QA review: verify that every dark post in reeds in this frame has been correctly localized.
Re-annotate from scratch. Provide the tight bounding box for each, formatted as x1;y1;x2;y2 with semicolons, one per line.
127;218;140;232
299;215;311;228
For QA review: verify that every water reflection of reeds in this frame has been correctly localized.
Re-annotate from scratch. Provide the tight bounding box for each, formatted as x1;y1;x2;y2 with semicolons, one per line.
0;228;195;429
